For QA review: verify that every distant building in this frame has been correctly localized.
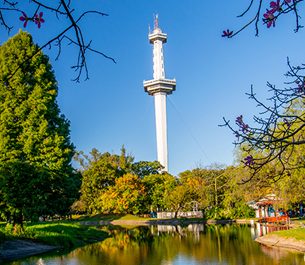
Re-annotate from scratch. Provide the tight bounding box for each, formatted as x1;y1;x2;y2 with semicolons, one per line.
249;194;289;223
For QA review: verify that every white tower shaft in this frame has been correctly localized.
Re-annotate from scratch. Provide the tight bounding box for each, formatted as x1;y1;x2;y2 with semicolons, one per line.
154;92;168;171
153;40;165;80
143;15;176;172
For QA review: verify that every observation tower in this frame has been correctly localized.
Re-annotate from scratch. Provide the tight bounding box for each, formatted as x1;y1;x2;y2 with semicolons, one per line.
143;15;176;172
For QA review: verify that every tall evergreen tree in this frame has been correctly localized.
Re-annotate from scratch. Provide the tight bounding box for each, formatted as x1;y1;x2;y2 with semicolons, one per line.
0;31;78;225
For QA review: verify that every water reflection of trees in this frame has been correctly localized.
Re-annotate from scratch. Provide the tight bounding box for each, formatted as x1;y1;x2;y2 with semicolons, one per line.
63;224;304;265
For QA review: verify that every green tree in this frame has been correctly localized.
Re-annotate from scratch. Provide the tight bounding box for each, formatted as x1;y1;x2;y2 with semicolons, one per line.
179;167;229;216
99;173;146;214
119;145;134;173
164;184;192;218
233;99;305;208
77;147;134;213
217;166;255;219
142;173;177;212
132;161;163;178
179;169;210;210
178;166;255;219
0;31;77;225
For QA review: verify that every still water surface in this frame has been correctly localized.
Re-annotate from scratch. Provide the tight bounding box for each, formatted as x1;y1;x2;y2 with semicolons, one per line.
5;224;305;265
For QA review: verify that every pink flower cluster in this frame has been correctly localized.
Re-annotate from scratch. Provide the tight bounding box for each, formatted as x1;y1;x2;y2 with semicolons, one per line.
222;29;233;38
263;0;291;28
222;0;292;36
295;80;305;94
244;155;254;166
235;115;249;133
19;11;45;29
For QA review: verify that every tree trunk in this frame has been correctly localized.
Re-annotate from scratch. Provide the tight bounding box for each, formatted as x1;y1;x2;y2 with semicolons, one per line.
13;211;24;233
174;204;181;218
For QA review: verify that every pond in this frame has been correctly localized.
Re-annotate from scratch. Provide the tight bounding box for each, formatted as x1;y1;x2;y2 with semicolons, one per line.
4;224;305;265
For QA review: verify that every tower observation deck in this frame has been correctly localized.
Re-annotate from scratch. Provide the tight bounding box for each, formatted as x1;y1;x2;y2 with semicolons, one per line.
143;15;176;172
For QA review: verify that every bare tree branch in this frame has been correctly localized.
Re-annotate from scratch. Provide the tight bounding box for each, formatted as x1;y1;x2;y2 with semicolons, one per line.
0;0;116;82
221;58;305;181
224;0;303;38
222;1;305;183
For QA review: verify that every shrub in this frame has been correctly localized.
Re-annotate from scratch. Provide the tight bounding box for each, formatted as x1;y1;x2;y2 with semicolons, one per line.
0;230;5;243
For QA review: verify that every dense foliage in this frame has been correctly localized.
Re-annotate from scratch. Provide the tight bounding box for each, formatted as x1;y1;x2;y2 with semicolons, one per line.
0;31;79;225
76;148;175;214
0;222;107;249
76;148;257;219
77;144;305;218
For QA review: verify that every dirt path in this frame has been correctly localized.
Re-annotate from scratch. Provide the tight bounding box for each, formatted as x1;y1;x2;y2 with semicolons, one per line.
0;240;58;262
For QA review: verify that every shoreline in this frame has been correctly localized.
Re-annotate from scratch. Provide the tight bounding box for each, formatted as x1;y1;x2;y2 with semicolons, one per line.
82;218;251;226
0;239;59;263
255;234;305;253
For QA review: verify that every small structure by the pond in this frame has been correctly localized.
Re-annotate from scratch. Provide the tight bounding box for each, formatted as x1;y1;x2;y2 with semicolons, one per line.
251;194;290;224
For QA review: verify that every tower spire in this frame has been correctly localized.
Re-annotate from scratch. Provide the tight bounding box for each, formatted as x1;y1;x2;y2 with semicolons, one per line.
143;15;176;172
154;14;159;29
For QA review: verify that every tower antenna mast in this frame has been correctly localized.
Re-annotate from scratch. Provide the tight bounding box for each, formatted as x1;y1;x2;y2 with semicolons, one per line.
154;14;159;29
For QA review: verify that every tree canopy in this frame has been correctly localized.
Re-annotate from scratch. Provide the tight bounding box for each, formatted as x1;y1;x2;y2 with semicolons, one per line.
0;31;79;225
75;147;258;219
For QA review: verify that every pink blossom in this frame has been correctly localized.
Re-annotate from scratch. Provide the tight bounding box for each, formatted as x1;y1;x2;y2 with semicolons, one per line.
235;115;250;133
34;12;45;28
263;10;276;28
284;0;291;4
270;0;281;12
222;29;233;38
19;12;29;28
296;81;305;93
244;155;254;166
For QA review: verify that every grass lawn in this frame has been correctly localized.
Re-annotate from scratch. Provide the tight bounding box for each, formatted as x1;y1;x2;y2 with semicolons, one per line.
0;222;108;249
0;214;151;248
272;227;305;241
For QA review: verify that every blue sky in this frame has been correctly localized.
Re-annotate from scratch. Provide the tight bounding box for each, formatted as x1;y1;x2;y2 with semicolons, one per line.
1;1;305;175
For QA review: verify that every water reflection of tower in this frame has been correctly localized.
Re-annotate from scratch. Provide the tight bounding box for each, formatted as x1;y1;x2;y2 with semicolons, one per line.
143;15;176;172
